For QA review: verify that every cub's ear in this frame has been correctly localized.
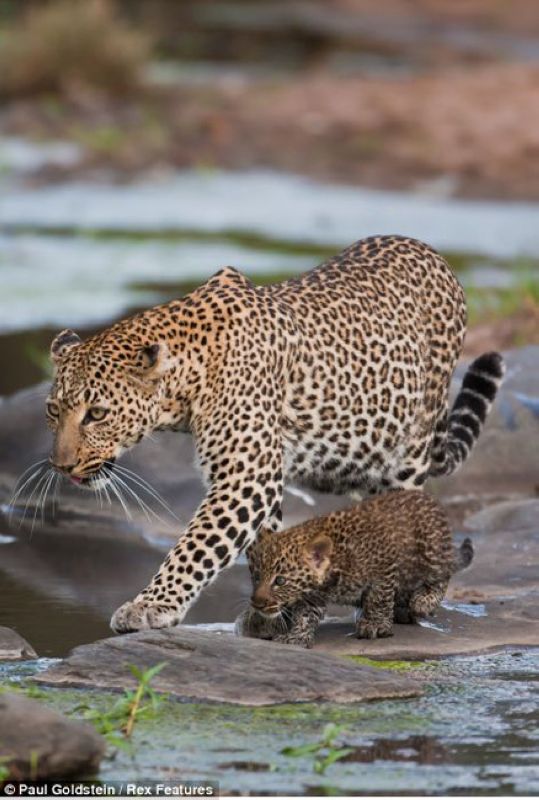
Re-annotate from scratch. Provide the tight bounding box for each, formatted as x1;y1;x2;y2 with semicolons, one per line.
305;534;333;572
133;343;175;382
50;329;82;362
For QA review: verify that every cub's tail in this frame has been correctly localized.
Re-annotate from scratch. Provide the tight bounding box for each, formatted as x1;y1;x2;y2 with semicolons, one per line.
429;352;505;478
453;537;474;572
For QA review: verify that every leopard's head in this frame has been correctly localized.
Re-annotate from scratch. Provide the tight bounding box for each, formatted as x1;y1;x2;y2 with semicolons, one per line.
247;527;333;617
46;328;179;488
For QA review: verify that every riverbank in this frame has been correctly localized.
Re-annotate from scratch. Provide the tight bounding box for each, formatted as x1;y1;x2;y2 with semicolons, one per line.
3;61;539;201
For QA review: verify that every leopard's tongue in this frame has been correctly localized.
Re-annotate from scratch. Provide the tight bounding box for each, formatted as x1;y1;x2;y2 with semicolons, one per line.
70;476;83;485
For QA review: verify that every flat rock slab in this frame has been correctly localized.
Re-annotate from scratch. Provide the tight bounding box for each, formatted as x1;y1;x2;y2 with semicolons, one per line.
0;625;37;661
0;692;105;781
36;626;421;705
314;594;539;660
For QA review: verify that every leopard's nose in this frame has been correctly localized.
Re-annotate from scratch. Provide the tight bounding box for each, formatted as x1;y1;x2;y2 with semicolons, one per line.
50;458;78;475
250;595;267;610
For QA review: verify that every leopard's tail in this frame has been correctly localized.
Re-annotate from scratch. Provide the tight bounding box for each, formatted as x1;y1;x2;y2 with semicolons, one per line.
429;352;505;478
453;537;474;573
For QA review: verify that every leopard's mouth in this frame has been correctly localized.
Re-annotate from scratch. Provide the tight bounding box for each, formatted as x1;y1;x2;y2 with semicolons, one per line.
68;458;116;489
252;604;281;619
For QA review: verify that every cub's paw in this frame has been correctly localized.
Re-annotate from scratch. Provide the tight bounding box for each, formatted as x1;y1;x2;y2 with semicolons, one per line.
234;608;285;640
110;598;183;633
355;619;394;640
272;633;315;649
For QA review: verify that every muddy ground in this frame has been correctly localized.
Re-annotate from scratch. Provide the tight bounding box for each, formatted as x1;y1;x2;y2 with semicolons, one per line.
3;1;539;201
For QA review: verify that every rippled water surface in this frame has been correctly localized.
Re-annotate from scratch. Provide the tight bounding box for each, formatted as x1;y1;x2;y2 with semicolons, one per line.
2;650;538;795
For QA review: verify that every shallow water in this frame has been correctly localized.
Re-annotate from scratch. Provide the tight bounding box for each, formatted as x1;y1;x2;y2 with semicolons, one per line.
0;524;251;657
1;162;538;793
3;169;539;258
2;650;538;794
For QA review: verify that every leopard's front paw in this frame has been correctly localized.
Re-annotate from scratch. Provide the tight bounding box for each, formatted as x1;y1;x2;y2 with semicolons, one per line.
110;598;184;634
355;618;394;640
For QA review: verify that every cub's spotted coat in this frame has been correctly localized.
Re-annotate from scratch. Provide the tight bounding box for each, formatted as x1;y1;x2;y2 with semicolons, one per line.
238;491;474;647
43;235;503;632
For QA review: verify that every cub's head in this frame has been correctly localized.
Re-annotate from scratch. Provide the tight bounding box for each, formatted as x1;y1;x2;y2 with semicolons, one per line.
247;527;333;616
46;328;176;487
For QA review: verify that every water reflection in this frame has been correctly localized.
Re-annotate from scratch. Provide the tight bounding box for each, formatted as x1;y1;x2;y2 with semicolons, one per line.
0;526;251;657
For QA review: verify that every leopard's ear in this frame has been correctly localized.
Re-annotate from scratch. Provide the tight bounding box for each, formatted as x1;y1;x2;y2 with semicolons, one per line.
133;343;175;382
50;329;82;362
305;534;333;572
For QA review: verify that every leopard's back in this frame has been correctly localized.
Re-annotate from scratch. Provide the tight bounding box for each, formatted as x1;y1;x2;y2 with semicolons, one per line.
267;236;468;493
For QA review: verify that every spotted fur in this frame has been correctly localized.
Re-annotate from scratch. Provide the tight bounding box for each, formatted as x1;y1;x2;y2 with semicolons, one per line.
42;235;501;632
238;491;473;647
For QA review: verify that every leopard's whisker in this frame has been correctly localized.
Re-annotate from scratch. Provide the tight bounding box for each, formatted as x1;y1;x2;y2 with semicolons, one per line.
30;468;55;535
19;468;51;528
91;475;103;509
51;472;61;518
112;463;179;521
111;470;170;529
280;606;293;622
112;472;152;525
106;473;133;521
101;473;113;507
276;611;289;634
8;460;48;518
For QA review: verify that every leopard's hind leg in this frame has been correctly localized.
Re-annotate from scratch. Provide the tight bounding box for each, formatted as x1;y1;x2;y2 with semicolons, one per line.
408;580;448;622
356;577;396;639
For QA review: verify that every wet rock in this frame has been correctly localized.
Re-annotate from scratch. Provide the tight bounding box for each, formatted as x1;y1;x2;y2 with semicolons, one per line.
0;626;37;661
0;692;105;781
314;593;539;660
36;626;422;705
464;498;539;533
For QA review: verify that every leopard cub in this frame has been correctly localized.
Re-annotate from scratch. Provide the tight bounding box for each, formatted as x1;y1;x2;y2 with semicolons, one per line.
237;490;473;648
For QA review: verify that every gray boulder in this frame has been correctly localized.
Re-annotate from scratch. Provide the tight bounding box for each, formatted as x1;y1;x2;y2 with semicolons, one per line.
36;626;422;705
0;692;105;781
0;626;37;661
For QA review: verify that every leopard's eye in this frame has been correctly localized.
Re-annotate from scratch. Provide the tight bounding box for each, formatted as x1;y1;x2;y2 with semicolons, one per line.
252;571;261;584
46;401;59;419
274;575;286;587
83;406;108;424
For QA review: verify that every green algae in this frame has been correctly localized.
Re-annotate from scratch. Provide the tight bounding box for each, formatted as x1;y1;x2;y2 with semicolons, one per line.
1;650;539;795
345;655;432;671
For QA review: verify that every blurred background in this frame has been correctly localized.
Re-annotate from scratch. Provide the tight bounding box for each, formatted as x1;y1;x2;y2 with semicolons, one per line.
1;0;539;397
1;0;539;656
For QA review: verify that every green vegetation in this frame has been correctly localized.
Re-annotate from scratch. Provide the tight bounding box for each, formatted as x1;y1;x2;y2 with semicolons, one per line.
3;223;339;260
0;758;10;783
281;723;354;775
0;0;149;98
73;662;169;747
0;662;169;751
24;344;53;380
466;267;539;326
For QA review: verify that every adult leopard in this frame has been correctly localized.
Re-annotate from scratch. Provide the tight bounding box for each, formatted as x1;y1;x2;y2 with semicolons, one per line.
44;235;504;632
